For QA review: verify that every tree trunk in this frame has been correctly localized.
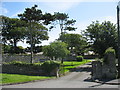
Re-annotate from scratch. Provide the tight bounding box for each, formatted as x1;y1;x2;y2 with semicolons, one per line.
13;39;17;54
30;22;33;63
61;58;63;64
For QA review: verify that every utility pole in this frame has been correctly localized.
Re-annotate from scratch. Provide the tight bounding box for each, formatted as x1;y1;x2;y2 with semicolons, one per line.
117;4;120;78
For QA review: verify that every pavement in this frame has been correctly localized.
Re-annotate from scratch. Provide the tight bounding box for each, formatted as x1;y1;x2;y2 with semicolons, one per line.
2;62;120;88
94;78;120;85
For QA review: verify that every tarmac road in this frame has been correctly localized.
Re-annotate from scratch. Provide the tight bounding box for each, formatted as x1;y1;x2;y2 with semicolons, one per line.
2;63;119;88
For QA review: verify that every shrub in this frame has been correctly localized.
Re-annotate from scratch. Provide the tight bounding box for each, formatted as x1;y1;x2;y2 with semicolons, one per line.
43;41;70;60
5;61;27;66
105;47;115;55
41;60;61;75
76;56;83;61
95;58;104;63
4;61;41;67
104;47;116;63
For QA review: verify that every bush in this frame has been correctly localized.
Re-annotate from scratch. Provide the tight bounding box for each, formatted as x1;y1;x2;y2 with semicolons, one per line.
41;60;60;75
105;47;115;55
4;61;41;67
76;56;83;61
104;47;116;63
43;41;70;60
95;58;104;63
5;61;27;66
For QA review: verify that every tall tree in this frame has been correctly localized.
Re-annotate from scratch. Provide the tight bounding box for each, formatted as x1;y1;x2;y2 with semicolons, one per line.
25;23;49;51
18;5;51;63
84;21;117;57
53;12;76;33
59;33;87;56
43;41;70;63
2;16;26;53
1;16;10;46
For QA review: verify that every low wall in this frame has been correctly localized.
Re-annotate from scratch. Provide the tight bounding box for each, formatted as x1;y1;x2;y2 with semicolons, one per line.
92;60;117;80
2;54;49;63
2;64;44;75
83;55;98;59
2;64;58;76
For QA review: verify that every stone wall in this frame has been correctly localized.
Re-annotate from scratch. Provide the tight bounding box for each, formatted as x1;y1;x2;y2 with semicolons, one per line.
2;54;49;63
92;61;102;79
102;53;117;79
2;64;44;75
83;55;98;59
2;54;98;63
92;53;118;80
2;64;59;76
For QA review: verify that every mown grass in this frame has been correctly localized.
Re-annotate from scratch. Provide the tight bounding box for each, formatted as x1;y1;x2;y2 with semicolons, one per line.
63;60;91;73
1;73;54;84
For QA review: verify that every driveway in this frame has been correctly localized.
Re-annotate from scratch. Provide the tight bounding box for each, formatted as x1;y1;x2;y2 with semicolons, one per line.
2;62;119;88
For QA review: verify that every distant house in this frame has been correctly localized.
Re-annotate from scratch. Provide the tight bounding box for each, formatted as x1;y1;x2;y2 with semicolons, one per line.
84;51;95;55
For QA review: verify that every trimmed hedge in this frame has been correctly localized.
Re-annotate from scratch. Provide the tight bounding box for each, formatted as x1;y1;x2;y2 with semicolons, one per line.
41;60;60;75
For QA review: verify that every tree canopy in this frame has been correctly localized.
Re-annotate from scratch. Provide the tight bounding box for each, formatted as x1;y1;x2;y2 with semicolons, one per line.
58;33;87;55
18;5;51;63
84;21;117;57
53;12;76;33
2;16;26;53
43;41;70;61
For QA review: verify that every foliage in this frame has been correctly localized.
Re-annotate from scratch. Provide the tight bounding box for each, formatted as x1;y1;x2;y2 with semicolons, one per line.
105;47;116;55
103;47;116;64
2;16;26;54
59;33;87;55
43;41;70;60
25;23;49;49
42;13;55;25
41;60;60;75
18;5;50;45
84;21;117;57
76;56;83;61
18;5;51;63
3;44;25;54
25;46;42;53
62;60;92;73
95;58;104;63
4;61;41;67
18;5;43;22
1;73;54;84
5;61;27;66
53;12;76;33
2;44;11;53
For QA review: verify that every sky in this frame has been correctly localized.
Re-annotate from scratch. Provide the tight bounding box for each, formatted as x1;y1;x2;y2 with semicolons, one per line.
1;0;120;48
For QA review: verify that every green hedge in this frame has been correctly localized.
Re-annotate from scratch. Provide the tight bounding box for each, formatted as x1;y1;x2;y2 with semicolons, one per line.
41;60;60;75
4;61;41;67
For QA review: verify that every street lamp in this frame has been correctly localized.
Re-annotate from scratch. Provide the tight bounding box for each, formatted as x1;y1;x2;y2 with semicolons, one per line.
117;1;120;78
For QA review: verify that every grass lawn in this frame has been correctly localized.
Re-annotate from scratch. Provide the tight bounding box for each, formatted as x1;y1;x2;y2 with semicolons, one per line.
1;73;54;85
62;59;92;73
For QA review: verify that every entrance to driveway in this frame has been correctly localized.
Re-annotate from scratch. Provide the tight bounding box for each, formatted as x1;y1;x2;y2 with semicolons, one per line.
2;62;119;88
